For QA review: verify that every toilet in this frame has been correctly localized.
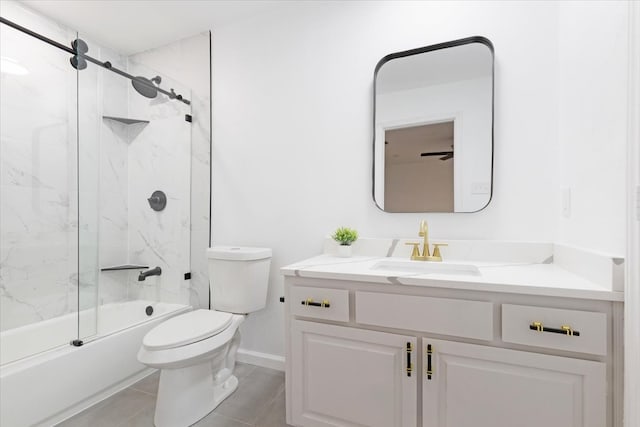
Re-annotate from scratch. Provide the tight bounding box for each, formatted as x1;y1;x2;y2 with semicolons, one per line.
137;246;272;427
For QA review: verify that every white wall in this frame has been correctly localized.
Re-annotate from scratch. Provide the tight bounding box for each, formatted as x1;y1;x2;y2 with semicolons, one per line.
211;1;629;360
555;2;628;254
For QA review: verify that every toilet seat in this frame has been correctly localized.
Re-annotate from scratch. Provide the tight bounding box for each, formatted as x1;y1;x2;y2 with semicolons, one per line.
143;310;233;350
138;313;245;370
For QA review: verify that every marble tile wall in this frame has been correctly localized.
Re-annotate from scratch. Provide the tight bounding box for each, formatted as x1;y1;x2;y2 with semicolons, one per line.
95;50;131;307
130;34;212;309
124;63;192;305
96;35;211;310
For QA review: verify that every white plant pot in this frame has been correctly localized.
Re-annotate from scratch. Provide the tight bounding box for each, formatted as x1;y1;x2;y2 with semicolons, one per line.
337;245;352;258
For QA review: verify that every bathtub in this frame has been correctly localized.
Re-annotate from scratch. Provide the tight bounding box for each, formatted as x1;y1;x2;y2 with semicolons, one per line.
0;300;190;427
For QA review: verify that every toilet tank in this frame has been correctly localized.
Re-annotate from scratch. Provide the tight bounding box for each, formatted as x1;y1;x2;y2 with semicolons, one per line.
207;246;272;314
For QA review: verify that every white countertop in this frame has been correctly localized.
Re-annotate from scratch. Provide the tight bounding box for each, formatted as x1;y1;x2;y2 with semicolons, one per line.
281;255;624;302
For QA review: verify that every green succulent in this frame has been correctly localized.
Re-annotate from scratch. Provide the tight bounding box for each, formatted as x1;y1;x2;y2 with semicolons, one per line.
332;227;358;246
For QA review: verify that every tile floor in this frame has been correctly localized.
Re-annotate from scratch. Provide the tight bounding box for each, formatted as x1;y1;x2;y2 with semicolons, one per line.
56;364;288;427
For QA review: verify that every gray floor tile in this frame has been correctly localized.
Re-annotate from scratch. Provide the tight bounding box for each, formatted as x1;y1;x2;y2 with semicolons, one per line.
57;365;286;427
194;413;252;427
130;371;160;396
255;388;287;427
56;401;110;427
213;368;284;425
57;388;156;427
234;362;256;380
118;405;155;427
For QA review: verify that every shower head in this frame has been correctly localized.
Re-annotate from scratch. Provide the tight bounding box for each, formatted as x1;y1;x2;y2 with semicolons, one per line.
131;75;161;99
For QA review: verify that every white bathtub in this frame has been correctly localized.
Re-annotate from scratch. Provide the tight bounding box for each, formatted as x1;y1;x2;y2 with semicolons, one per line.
0;300;190;427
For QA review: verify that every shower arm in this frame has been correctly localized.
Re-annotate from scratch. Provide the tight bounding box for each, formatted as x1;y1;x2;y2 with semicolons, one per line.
0;16;190;106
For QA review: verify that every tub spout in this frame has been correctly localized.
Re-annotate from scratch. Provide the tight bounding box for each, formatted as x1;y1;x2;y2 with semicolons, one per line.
138;266;161;281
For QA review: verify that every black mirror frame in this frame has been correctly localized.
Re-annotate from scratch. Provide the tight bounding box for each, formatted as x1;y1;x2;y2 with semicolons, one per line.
372;36;495;213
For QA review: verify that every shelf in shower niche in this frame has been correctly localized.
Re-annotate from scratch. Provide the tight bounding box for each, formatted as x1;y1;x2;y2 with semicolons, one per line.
102;116;149;125
101;264;149;272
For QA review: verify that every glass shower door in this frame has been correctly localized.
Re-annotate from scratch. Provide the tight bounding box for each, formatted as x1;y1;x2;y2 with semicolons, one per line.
76;32;100;343
1;12;194;363
0;15;82;363
80;40;193;339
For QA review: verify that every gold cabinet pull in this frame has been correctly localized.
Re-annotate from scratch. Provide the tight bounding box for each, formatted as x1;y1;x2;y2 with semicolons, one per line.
426;344;433;380
529;322;580;336
406;342;413;377
300;298;331;308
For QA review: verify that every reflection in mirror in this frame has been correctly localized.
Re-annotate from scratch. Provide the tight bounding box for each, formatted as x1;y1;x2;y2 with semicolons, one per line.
373;37;494;213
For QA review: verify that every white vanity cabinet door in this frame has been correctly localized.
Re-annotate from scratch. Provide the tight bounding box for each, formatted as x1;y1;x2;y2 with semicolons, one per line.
291;320;417;427
422;339;606;427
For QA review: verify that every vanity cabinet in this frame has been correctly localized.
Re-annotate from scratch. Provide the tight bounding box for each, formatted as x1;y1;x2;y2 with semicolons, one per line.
284;279;621;427
290;321;417;427
422;339;606;427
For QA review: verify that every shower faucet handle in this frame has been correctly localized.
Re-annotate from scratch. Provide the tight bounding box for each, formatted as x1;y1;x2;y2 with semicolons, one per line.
147;190;167;211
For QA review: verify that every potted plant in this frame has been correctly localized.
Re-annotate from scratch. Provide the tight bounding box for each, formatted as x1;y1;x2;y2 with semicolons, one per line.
332;227;358;257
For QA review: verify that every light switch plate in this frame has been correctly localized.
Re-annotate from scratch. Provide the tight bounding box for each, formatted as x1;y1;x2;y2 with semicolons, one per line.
471;182;491;195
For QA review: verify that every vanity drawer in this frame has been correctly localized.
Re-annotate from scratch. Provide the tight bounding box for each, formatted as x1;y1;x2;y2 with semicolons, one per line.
290;286;349;322
355;291;494;340
502;304;607;356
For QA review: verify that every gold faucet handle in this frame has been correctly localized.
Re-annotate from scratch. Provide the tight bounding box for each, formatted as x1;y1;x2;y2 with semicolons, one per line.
431;243;448;260
405;242;421;260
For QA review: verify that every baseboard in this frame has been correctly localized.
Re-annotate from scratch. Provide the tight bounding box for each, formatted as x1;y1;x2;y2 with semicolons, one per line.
237;349;285;371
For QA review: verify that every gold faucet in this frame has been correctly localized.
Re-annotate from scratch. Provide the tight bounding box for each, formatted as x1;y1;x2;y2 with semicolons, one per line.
405;220;448;262
419;219;430;258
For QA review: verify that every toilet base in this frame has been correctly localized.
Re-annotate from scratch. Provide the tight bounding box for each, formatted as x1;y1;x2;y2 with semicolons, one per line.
153;362;239;427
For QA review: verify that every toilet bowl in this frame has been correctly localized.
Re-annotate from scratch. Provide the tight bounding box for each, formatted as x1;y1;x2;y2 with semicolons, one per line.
137;246;272;427
137;310;245;427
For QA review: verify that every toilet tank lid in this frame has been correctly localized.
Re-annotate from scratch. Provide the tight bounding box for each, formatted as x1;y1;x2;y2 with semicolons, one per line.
207;246;272;261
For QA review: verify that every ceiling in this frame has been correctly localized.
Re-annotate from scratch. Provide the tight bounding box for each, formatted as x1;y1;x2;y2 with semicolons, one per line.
21;0;288;55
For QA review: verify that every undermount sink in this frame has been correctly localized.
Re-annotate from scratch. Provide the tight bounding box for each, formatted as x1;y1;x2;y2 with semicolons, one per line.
371;260;481;276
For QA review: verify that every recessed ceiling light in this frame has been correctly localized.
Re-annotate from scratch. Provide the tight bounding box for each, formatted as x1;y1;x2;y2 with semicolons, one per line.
1;57;29;75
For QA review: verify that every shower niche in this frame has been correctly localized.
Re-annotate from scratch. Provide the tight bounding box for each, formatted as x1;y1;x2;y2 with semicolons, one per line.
102;116;149;125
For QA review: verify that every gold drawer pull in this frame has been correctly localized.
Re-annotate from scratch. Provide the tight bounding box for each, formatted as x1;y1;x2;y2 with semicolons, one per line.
406;342;412;377
426;344;433;380
301;298;331;308
529;322;580;336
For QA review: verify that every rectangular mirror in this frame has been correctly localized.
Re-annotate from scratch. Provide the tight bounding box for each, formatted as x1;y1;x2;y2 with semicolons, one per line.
373;36;494;213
